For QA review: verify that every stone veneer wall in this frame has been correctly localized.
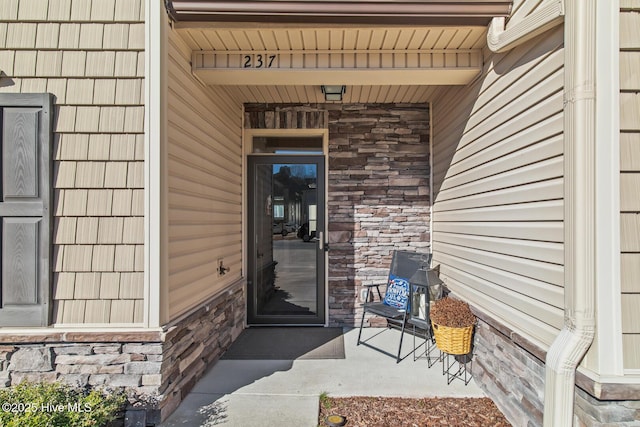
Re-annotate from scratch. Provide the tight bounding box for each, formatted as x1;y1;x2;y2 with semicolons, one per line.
574;388;640;426
327;104;431;326
472;309;546;426
0;282;244;425
472;306;640;426
244;103;431;327
158;283;244;421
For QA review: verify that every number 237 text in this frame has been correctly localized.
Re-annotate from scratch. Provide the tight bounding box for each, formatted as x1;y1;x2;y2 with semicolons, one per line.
243;54;277;68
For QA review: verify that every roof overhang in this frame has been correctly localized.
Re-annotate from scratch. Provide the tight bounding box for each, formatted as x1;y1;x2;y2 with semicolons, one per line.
166;0;512;26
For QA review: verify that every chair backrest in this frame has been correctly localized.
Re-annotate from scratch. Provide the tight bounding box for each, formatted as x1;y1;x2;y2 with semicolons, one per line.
382;250;432;309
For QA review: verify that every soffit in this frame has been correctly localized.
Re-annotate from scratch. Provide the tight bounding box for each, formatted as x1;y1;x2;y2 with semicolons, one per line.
221;84;443;103
175;24;491;103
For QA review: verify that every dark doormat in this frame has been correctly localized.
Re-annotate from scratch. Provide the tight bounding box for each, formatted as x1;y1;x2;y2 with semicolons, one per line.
221;327;345;360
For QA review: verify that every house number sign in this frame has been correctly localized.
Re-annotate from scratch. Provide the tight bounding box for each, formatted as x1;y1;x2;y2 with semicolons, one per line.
243;54;278;68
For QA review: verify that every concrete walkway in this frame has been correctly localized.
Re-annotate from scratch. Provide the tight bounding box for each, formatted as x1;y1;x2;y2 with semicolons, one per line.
160;327;486;427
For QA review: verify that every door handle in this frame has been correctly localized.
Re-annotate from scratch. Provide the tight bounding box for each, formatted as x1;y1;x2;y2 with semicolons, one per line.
316;231;329;252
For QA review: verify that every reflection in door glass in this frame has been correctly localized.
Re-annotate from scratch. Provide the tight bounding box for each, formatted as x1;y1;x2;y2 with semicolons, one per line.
255;163;318;317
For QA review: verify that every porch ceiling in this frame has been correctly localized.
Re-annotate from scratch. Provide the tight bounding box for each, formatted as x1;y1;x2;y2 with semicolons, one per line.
221;84;443;103
176;25;489;103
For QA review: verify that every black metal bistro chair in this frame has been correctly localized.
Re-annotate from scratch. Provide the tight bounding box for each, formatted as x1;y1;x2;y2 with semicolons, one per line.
356;250;432;363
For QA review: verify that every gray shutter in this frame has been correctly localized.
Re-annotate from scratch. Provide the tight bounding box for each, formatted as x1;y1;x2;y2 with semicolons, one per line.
0;94;53;326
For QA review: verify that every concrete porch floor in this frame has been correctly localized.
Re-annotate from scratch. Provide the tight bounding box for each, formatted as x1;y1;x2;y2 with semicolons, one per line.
160;327;486;427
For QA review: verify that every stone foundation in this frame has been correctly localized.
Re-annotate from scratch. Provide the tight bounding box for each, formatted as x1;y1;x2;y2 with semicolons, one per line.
0;281;245;425
574;389;640;426
0;338;165;390
472;310;546;426
158;282;245;421
472;305;640;426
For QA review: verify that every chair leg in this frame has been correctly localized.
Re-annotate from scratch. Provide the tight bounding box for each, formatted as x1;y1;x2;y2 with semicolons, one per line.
357;308;367;345
396;313;407;363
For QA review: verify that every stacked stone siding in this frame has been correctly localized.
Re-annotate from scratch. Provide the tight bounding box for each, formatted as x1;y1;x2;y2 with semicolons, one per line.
328;104;431;326
0;337;162;396
0;282;245;425
244;104;327;129
159;283;244;421
472;312;546;426
574;388;640;426
472;306;640;426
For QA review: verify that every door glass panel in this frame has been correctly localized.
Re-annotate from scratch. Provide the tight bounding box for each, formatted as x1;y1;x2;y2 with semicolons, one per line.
252;136;323;154
248;156;324;324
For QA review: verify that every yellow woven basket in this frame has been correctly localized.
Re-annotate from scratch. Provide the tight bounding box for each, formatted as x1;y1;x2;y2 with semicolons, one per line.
431;322;474;355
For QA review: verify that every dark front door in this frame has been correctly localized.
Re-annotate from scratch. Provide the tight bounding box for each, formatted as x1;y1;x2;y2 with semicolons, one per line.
247;155;326;325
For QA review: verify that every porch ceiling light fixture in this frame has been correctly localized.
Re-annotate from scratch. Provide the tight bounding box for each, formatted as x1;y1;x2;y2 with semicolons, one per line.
321;85;346;102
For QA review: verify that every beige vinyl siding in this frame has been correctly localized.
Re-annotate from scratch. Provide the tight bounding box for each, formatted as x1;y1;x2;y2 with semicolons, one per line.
0;0;145;324
431;24;565;348
508;0;555;26
620;3;640;369
167;28;243;320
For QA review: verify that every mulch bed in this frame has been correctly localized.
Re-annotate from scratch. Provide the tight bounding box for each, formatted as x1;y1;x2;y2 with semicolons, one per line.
319;396;512;427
